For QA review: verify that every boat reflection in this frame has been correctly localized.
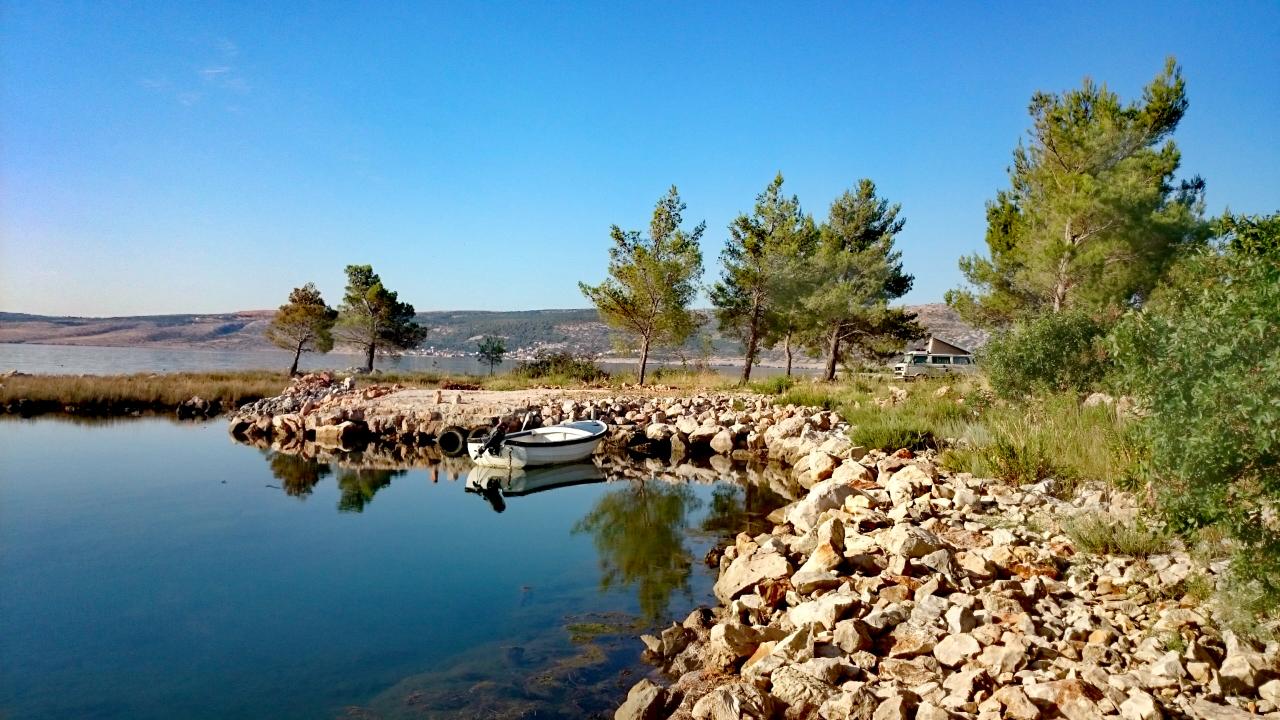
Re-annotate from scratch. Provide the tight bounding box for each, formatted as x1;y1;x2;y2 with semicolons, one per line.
464;462;606;513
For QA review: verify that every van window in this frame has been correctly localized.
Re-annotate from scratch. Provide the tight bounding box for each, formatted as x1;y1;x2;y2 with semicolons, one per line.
912;355;928;365
930;355;951;364
953;356;971;365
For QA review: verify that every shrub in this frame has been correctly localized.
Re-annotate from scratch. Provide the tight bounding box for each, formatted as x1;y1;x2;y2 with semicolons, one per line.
850;415;937;452
981;309;1112;398
1064;513;1170;557
1111;212;1280;627
513;350;608;382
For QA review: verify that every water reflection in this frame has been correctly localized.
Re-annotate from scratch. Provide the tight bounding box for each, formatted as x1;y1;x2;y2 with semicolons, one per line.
252;446;789;619
266;451;331;497
464;463;606;514
573;480;701;622
336;467;405;513
701;482;787;538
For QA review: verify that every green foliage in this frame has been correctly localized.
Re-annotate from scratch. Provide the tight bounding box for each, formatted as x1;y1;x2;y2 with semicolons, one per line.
980;309;1112;398
1110;211;1280;613
265;283;338;375
711;173;817;382
1064;513;1170;557
749;375;797;395
476;336;507;374
802;180;922;380
948;57;1206;327
580;186;704;384
513;350;607;383
334;264;428;372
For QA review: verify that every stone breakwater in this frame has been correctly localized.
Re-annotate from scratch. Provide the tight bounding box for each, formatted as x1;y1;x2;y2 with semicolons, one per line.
227;373;851;464
616;451;1280;720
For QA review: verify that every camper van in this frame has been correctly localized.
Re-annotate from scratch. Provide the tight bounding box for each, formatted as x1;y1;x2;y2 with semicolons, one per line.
892;336;976;380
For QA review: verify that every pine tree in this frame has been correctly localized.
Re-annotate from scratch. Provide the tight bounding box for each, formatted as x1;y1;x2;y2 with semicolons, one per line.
579;187;704;385
710;174;815;383
803;180;920;380
265;283;338;375
947;57;1206;327
334;265;428;372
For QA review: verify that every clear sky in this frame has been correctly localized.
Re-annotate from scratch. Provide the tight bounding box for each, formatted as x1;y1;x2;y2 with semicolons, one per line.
2;2;1277;317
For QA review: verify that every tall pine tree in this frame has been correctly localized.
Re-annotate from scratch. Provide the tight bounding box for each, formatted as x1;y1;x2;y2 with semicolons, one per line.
579;187;704;385
947;57;1206;327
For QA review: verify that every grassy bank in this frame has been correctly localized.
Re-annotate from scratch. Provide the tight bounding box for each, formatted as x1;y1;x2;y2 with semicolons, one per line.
0;371;291;416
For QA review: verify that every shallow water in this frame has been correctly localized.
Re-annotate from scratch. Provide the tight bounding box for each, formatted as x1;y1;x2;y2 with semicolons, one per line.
0;419;783;719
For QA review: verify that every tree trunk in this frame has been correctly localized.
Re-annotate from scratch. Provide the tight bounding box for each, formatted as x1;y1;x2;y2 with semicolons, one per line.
740;324;759;384
742;297;757;384
289;340;304;376
823;326;840;382
1053;222;1074;312
784;331;794;378
364;343;376;372
638;337;651;385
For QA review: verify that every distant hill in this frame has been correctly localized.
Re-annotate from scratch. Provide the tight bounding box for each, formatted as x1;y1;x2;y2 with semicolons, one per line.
0;304;985;361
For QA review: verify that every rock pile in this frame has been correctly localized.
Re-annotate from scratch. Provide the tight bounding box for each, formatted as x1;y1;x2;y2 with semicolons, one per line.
619;450;1278;720
229;373;402;444
230;379;854;466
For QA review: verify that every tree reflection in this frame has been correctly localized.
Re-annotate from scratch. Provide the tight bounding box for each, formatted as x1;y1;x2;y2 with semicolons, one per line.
267;452;332;498
572;480;701;622
336;468;405;513
700;482;786;539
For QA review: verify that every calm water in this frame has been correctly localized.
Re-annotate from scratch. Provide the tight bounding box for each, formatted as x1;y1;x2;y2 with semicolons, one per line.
0;343;801;378
0;419;781;719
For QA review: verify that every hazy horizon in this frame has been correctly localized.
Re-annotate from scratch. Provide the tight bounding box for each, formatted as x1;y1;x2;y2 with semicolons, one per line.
3;2;1277;316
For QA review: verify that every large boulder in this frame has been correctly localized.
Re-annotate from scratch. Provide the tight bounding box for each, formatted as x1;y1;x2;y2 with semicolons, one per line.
879;525;945;559
692;682;776;720
714;548;793;603
615;679;667;720
769;665;838;717
711;429;736;455
787;591;856;631
794;450;841;489
831;460;875;486
787;477;862;534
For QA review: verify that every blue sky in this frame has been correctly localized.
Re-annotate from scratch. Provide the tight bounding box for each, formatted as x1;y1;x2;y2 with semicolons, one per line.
2;2;1277;316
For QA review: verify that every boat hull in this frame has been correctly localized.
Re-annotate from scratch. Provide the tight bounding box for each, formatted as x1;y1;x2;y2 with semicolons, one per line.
467;420;607;469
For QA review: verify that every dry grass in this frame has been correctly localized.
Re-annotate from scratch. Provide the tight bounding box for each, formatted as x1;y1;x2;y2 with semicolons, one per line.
0;371;289;415
1063;512;1171;557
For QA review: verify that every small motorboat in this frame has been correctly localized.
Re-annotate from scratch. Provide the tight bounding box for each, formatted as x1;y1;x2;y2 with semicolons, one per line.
467;420;608;469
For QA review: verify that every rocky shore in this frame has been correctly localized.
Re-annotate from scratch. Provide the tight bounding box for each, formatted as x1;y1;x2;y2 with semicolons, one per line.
616;448;1278;720
227;373;848;465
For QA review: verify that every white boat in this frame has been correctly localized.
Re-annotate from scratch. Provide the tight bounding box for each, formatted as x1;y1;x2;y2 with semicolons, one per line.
467;420;608;469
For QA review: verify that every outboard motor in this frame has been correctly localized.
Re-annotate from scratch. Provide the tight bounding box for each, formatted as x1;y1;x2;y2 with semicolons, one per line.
478;424;507;456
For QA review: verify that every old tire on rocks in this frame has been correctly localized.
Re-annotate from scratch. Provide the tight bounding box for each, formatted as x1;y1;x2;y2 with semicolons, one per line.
437;425;469;457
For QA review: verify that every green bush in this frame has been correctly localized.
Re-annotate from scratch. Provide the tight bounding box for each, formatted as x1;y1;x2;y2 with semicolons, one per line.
1111;211;1280;620
981;309;1112;398
513;350;608;382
